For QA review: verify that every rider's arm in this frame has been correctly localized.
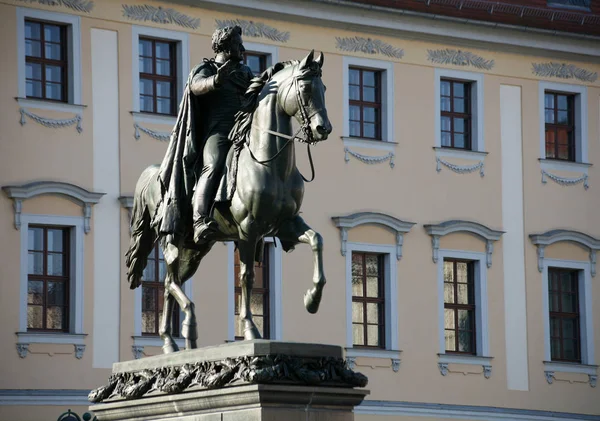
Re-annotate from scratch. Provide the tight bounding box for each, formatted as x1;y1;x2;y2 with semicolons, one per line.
190;67;219;96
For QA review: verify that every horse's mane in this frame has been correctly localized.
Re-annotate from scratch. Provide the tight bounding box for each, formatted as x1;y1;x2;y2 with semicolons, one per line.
228;60;299;146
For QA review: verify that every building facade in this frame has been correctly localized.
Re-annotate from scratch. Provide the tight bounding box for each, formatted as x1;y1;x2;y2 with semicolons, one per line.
0;0;599;419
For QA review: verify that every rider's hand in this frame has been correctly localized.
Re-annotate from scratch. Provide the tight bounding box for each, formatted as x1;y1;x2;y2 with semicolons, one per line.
215;60;237;86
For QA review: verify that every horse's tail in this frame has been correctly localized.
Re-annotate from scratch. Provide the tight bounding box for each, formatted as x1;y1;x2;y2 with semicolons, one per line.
125;167;158;290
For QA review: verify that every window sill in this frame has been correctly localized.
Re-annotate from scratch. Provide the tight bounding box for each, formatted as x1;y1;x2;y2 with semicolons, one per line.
342;136;397;152
434;147;486;176
132;335;185;348
543;361;597;386
345;347;402;372
539;158;592;173
16;97;86;113
434;147;487;160
16;331;86;345
437;353;493;378
131;111;177;126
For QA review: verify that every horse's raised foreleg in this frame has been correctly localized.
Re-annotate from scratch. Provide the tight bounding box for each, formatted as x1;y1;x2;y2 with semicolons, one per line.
164;258;198;350
158;286;179;354
238;240;261;340
277;216;326;314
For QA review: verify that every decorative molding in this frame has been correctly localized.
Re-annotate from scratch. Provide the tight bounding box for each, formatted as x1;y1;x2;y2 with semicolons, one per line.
424;220;504;267
2;181;105;233
20;108;82;133
483;365;492;379
335;36;404;59
119;196;134;232
529;230;600;277
545;370;556;384
16;0;94;13
74;344;85;359
332;212;415;260
122;4;199;29
532;62;598;83
391;359;400;373
345;147;395;168
346;356;356;370
541;170;589;189
132;346;144;360
134;123;171;142
436;157;484;177
590;375;597;388
427;49;494;70
216;19;289;43
89;355;368;403
16;343;29;358
438;362;449;376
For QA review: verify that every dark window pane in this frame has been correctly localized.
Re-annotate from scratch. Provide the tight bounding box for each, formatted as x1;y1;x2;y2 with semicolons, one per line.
142;259;155;282
441;116;451;132
363;123;375;138
46;82;63;100
453;82;465;97
557;95;568;110
441;132;451;147
245;55;263;74
441;80;451;96
363;107;376;123
441;97;451;112
363;71;375;86
47;253;64;276
26;39;41;57
46;306;64;329
140;95;154;113
550;338;561;360
47;281;66;305
454;134;465;148
545;93;554;109
349;105;360;121
157;98;171;114
549;293;559;312
140;78;154;95
45;43;61;60
349;85;360;101
349;121;360;137
44;25;61;43
45;65;62;83
562;318;577;338
156;59;171;76
26;62;42;81
28;252;44;275
453;98;465;113
139;39;153;57
140;57;153;74
25;21;41;40
142;286;156;311
363;87;375;102
28;281;44;305
454;118;465;133
29;227;44;250
458;330;473;353
349;69;360;85
156;42;170;59
26;80;43;98
545;109;555;124
557;110;569;124
458;309;472;330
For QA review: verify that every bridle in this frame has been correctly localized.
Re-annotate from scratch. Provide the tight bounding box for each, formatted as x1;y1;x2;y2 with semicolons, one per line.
248;67;323;181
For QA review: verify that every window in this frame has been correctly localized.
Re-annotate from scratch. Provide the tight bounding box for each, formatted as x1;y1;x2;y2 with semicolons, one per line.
27;226;70;331
544;92;575;161
351;252;385;348
141;245;179;337
548;0;590;9
233;244;270;339
444;259;476;354
548;268;580;362
440;79;471;150
244;52;267;75
25;20;67;102
434;69;484;153
139;37;177;115
17;8;82;105
349;67;382;140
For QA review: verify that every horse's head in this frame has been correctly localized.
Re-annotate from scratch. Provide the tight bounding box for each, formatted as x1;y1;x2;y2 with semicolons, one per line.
278;50;332;143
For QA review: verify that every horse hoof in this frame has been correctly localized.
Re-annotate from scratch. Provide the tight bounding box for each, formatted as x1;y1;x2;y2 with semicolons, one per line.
162;342;179;354
304;288;322;314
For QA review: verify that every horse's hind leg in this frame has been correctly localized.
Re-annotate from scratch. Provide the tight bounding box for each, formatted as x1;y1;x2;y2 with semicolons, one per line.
277;216;326;314
238;240;261;340
158;288;179;354
164;258;198;350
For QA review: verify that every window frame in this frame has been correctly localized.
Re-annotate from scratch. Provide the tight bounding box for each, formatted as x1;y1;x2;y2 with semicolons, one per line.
18;214;85;339
345;242;398;353
343;56;394;145
443;258;477;355
348;67;382;140
547;267;581;362
227;238;283;341
434;68;484;153
538;81;588;165
138;37;178;116
437;249;490;359
544;91;576;162
243;51;268;75
17;7;82;105
440;78;472;150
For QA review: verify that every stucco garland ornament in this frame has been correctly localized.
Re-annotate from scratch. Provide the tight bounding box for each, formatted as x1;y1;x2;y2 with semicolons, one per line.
88;355;368;403
122;4;200;29
541;169;588;189
134;123;171;142
335;36;404;59
531;62;598;83
344;147;395;168
19;108;82;133
216;19;290;43
427;49;494;70
16;0;94;13
436;157;484;177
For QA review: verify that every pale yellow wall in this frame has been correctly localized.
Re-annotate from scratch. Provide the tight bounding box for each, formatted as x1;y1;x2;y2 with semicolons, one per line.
0;0;599;418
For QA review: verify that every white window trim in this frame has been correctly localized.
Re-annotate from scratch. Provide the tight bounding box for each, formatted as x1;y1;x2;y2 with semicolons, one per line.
243;41;279;69
17;7;83;107
227;238;283;341
133;270;192;348
538;81;589;165
342;56;395;152
131;26;190;124
345;242;399;355
542;259;594;366
434;68;485;158
437;249;491;359
18;214;85;339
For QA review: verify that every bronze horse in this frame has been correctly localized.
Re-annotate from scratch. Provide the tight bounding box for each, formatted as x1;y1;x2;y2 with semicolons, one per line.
125;51;331;353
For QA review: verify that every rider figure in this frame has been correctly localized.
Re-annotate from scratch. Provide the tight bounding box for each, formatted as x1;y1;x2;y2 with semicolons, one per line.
190;26;253;243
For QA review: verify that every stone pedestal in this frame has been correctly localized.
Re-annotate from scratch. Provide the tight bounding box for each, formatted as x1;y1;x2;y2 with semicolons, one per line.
89;340;369;421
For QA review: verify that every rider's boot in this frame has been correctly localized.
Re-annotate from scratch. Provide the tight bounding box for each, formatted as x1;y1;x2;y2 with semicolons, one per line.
193;216;219;243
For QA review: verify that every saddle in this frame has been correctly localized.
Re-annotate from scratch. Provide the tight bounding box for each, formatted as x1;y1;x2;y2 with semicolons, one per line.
214;143;242;204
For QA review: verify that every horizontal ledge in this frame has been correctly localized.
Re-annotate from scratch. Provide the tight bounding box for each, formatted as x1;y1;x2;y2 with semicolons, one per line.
15;97;86;113
434;147;488;160
342;136;398;152
346;348;402;359
438;353;493;365
539;158;592;173
132;335;185;347
131;111;177;126
543;361;598;375
16;332;87;345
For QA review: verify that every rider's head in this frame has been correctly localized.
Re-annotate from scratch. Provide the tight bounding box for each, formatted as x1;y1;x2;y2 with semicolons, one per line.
212;26;245;62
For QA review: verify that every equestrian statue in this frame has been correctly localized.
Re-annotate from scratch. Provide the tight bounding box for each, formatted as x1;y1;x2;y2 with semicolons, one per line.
124;26;332;353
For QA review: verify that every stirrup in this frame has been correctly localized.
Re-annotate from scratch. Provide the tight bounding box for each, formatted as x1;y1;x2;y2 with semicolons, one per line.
193;217;218;243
